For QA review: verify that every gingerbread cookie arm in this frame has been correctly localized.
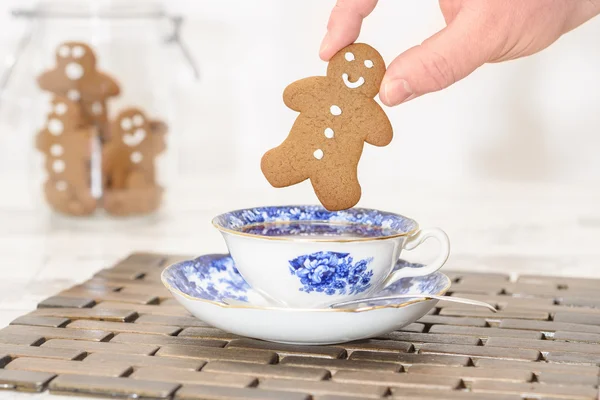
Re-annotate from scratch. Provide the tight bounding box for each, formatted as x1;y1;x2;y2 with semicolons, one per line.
149;120;168;155
283;77;329;112
96;72;120;97
37;70;64;94
364;104;393;147
35;130;51;153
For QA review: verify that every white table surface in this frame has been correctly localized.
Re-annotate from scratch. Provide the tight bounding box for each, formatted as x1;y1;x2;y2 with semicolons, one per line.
1;175;599;399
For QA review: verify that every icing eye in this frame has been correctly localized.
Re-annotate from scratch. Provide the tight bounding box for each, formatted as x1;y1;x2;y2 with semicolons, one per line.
54;102;67;115
344;52;355;62
72;46;85;58
58;45;70;58
364;60;374;68
133;114;144;127
120;118;133;131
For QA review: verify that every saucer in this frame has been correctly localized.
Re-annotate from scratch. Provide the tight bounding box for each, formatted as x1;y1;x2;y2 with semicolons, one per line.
161;254;451;345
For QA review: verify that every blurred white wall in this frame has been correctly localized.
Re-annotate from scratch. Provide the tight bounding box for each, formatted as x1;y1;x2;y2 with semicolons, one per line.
1;0;599;189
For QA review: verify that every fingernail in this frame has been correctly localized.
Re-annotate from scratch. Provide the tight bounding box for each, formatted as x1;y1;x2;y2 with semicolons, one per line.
319;32;330;56
382;79;413;106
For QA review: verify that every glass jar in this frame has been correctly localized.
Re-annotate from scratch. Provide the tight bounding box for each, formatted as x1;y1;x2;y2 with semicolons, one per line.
0;0;197;218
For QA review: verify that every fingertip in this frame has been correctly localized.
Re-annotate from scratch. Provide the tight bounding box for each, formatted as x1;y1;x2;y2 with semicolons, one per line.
379;78;414;107
319;32;332;61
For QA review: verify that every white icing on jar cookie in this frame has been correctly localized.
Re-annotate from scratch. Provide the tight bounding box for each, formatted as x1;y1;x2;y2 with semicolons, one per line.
52;159;66;173
130;151;143;164
50;144;64;157
48;119;64;136
65;62;84;80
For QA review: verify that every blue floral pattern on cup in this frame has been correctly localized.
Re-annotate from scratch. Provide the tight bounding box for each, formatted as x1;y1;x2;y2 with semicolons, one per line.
289;251;374;295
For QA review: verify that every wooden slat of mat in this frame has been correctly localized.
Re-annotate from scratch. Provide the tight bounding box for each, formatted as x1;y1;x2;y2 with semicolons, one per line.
5;357;132;378
175;385;311;400
49;374;179;399
0;370;56;392
203;360;331;380
130;367;256;387
0;325;112;342
0;253;599;400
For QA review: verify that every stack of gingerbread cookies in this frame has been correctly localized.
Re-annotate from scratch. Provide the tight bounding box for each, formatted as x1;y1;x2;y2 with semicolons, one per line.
36;41;167;217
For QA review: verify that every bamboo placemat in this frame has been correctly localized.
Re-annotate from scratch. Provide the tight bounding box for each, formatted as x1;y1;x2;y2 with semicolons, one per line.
0;252;598;399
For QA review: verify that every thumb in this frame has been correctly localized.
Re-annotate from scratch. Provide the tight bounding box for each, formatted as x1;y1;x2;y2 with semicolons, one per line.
380;13;493;106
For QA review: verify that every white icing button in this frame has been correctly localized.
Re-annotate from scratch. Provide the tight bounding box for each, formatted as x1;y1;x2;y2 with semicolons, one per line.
55;181;68;191
120;118;132;131
91;102;103;115
48;119;64;136
72;45;85;59
65;62;84;80
330;105;342;116
313;149;324;160
324;128;334;139
133;114;144;127
58;45;70;58
52;159;66;173
344;52;355;61
364;59;374;68
50;144;64;157
54;102;67;115
67;90;80;101
130;151;143;164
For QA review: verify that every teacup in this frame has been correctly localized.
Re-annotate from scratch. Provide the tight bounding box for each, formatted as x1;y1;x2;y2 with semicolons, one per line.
212;205;450;308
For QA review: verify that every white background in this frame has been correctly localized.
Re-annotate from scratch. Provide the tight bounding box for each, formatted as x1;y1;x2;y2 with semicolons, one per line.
0;0;599;189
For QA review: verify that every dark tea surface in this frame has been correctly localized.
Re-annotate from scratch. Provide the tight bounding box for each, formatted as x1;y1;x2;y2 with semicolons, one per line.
240;221;398;239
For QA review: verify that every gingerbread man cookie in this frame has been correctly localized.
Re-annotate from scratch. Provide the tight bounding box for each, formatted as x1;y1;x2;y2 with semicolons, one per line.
35;96;97;216
37;41;120;141
102;108;166;215
261;43;393;211
102;108;166;190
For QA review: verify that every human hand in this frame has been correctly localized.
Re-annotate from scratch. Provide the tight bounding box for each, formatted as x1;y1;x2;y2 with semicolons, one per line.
320;0;600;106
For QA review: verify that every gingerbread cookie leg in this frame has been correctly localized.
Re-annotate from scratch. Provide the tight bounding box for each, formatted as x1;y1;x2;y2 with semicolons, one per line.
310;167;361;211
261;148;308;188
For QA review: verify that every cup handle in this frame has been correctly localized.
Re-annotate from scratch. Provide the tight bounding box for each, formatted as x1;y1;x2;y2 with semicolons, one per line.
382;228;450;288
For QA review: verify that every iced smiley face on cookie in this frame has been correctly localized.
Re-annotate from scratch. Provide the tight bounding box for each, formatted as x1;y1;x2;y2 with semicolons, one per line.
261;43;393;211
327;43;386;97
